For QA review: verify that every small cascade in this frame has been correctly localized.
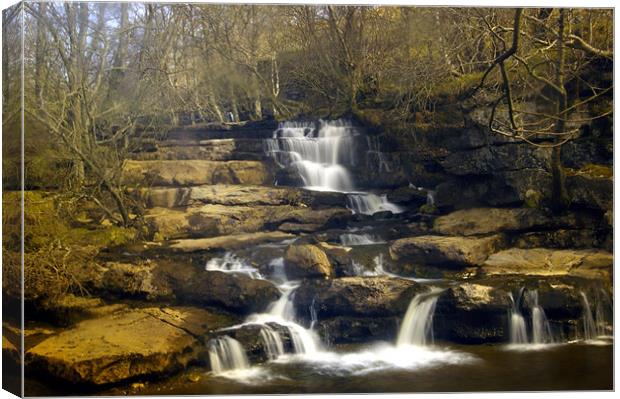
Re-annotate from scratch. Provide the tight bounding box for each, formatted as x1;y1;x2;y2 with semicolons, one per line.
426;190;436;207
309;297;318;330
260;325;285;360
205;252;262;279
346;193;404;215
396;289;442;347
245;281;321;358
508;291;528;344
580;291;604;340
366;136;391;173
208;336;250;374
339;233;380;246
525;290;554;344
508;289;555;345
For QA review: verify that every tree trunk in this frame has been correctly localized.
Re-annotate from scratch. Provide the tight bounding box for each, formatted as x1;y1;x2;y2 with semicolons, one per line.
551;9;570;213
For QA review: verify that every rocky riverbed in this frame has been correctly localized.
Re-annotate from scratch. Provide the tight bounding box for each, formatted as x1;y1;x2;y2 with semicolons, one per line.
4;119;613;394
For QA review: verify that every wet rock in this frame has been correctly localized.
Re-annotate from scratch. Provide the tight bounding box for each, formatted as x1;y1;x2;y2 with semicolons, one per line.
98;261;174;300
145;205;350;239
210;323;294;364
386;186;428;206
294;277;427;319
26;307;236;385
122;160;273;186
317;316;399;344
169;231;295;253
567;173;612;212
129;138;265;161
389;235;504;267
512;229;604;250
434;283;510;344
433;208;551;236
284;244;333;279
176;270;280;314
482;248;612;282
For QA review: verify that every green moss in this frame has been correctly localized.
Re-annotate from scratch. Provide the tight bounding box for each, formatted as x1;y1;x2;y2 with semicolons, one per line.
430;72;484;99
566;163;613;179
419;203;439;215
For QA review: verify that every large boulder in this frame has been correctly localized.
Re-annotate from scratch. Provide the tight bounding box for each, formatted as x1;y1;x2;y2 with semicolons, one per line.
315;316;399;344
389;235;504;267
96;261;174;301
122;160;273;186
284;244;333;279
434;283;511;344
482;248;612;282
567;173;613;212
174;270;280;314
433;208;551;236
26;307;236;385
294;276;428;320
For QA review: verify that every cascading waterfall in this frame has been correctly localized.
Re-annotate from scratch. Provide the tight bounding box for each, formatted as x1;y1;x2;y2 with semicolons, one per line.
260;325;285;360
396;289;442;347
340;233;381;246
525;290;554;344
247;281;321;358
508;291;528;344
205;252;262;279
265;120;402;215
208;336;250;374
580;292;601;340
346;193;404;215
366;136;391;173
508;289;555;345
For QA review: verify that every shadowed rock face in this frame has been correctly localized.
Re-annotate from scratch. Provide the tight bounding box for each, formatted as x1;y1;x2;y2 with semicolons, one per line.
433;208;552;236
294;276;428;320
389;234;504;268
174;270;281;314
26;307;238;385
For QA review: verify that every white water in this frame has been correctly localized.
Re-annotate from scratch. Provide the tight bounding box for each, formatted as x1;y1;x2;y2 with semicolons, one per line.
396;289;442;347
208;336;250;374
340;233;380;246
507;289;555;348
205;252;262;279
265;120;402;215
579;291;610;342
346;193;404;215
508;291;529;344
526;290;554;344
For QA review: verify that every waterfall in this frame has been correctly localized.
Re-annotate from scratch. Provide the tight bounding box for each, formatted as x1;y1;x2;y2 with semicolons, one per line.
366;136;391;172
264;120;355;192
260;325;285;360
508;291;528;344
426;190;436;207
508;289;554;345
205;252;262;279
245;281;321;358
265;120;403;215
208;336;250;374
309;297;318;330
346;193;404;215
396;289;442;347
580;292;599;340
525;290;554;344
340;233;379;246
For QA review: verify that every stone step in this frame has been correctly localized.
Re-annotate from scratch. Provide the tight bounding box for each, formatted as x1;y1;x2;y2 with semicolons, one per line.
145;204;352;240
129;138;267;161
168;231;296;253
135;185;347;209
122;160;274;187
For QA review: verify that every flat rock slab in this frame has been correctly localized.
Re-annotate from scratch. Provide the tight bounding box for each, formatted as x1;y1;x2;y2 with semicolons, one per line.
482;248;612;281
169;231;295;253
433;208;551;236
138;185;347;208
145;205;350;239
389;234;503;267
122;160;272;186
26;307;237;385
